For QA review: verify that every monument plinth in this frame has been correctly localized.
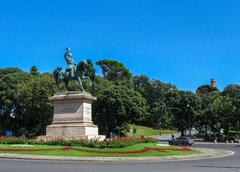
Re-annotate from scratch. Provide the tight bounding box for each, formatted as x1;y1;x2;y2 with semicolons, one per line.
38;48;105;141
39;92;105;140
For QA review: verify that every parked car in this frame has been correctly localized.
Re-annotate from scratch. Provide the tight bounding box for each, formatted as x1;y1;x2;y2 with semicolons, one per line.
168;136;194;146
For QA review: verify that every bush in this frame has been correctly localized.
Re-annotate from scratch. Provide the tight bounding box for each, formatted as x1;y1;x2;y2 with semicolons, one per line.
203;134;216;142
0;136;158;148
0;137;36;144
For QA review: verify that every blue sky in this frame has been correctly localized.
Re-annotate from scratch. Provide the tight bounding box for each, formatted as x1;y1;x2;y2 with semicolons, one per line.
1;0;240;91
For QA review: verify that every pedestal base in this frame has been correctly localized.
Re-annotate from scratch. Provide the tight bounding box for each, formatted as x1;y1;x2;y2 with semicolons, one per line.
46;123;99;136
40;92;105;141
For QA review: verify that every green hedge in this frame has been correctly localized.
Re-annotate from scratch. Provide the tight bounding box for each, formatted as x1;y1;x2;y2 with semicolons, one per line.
0;136;158;148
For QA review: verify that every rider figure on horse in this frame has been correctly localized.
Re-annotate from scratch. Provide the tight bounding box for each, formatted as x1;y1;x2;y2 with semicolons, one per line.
64;47;76;78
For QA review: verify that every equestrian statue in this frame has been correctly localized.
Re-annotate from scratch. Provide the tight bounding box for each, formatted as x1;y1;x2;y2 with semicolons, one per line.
53;47;92;93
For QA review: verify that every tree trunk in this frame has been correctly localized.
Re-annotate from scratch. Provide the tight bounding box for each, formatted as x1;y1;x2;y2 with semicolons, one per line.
181;129;184;136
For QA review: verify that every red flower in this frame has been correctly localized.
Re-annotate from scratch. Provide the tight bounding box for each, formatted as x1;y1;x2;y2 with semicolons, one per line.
62;147;73;151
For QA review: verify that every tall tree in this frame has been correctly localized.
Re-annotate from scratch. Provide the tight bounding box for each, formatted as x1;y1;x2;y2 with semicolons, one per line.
15;74;56;137
96;59;132;81
0;67;28;134
222;84;240;98
221;84;240;133
196;84;219;94
93;85;147;137
30;66;39;75
208;96;236;136
194;91;220;133
166;90;201;136
133;75;151;98
133;75;176;128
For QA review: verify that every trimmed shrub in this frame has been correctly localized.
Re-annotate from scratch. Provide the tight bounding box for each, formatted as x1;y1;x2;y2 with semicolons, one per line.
0;136;158;148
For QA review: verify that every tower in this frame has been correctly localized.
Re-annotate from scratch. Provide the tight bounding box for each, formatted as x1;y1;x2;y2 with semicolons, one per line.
211;78;217;88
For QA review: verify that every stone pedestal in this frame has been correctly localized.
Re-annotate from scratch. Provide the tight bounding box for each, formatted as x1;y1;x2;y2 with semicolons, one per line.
39;92;105;140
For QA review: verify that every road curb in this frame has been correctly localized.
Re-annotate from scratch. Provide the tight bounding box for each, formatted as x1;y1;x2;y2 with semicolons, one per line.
0;148;234;162
195;142;240;145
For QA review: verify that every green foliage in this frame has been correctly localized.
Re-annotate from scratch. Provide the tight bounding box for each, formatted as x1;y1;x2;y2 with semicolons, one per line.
93;85;147;136
0;68;29;134
222;84;240;98
96;59;132;81
91;76;114;96
15;73;56;137
0;136;158;148
208;96;236;135
196;84;239;138
196;84;219;94
166;90;201;136
30;66;39;75
133;75;151;98
0;67;23;74
0;136;35;144
40;137;157;148
133;75;176;128
1;58;240;140
0;68;27;116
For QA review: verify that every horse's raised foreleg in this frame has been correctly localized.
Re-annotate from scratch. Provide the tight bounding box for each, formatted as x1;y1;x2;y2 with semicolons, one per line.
77;77;86;93
56;82;60;90
64;80;69;91
82;76;92;86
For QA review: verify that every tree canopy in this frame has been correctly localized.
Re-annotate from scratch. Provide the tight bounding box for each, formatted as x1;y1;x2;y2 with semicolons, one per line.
1;59;240;139
93;85;147;137
96;59;132;81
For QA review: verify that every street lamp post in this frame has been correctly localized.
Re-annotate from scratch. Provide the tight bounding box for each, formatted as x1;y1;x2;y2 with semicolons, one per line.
159;119;162;136
187;104;191;136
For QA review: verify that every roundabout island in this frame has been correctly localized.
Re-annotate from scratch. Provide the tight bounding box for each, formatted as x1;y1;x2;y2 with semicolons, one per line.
0;140;233;162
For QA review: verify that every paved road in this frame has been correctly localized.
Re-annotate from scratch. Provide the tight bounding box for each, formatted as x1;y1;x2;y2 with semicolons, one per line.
0;143;239;172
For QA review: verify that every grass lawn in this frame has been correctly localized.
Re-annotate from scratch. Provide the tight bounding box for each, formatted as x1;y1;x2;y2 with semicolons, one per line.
0;143;198;157
126;125;177;136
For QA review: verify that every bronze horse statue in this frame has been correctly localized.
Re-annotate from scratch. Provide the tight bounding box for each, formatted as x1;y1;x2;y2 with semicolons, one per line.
53;60;92;93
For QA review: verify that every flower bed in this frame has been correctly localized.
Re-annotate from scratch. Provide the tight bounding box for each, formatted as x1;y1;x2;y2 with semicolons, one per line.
0;142;196;157
0;146;192;154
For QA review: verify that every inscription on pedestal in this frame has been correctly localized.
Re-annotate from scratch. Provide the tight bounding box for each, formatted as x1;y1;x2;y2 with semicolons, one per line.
55;102;80;114
60;107;76;113
84;103;91;116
